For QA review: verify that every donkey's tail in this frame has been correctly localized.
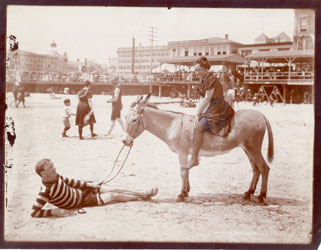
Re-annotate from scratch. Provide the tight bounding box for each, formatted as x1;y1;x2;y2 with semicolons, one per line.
265;116;274;163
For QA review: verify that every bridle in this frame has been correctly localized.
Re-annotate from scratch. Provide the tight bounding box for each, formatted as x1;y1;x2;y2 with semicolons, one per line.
131;115;145;139
127;110;146;140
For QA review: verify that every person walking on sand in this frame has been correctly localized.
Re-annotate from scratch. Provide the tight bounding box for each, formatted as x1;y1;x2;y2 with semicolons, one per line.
186;56;235;169
15;82;26;108
62;98;76;137
106;78;125;138
31;159;158;217
11;80;20;107
75;81;97;140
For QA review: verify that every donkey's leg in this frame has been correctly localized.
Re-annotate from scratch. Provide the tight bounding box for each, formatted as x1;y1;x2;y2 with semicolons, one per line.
255;154;270;203
242;149;261;200
245;146;270;203
177;152;190;201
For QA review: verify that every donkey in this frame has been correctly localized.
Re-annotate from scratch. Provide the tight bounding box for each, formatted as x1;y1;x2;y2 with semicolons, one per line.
122;94;274;203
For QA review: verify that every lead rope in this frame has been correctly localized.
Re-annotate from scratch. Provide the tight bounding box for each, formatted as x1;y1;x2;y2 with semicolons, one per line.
78;119;142;214
99;143;133;185
78;143;133;214
99;118;143;185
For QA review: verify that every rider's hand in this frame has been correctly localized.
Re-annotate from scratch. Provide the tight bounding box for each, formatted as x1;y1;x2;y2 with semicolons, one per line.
51;208;77;217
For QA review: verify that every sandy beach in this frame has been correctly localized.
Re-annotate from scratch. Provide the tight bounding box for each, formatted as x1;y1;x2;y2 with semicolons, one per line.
4;93;314;244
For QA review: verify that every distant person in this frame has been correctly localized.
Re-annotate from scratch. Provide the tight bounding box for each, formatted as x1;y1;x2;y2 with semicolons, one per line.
75;81;97;140
62;98;76;137
31;159;158;218
219;66;234;107
12;81;20;107
16;83;25;108
252;93;259;106
106;78;125;138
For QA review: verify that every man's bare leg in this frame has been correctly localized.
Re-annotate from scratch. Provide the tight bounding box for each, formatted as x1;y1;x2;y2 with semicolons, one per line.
99;187;158;205
100;186;158;199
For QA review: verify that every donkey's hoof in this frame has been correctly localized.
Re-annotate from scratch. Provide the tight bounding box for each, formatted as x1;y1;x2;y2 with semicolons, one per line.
177;191;188;202
176;194;185;202
242;192;252;200
256;194;267;205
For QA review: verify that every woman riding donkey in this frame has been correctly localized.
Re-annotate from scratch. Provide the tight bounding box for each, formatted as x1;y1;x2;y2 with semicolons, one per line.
186;56;235;169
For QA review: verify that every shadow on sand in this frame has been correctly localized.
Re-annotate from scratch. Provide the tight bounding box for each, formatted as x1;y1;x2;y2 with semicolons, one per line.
152;193;305;207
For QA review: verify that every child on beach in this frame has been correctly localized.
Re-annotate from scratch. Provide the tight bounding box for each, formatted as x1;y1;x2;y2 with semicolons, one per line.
62;98;75;137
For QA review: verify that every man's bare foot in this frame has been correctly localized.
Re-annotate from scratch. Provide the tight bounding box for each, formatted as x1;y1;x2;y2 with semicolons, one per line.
143;187;158;200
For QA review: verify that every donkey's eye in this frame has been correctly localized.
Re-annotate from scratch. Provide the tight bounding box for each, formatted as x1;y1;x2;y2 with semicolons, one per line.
132;119;137;123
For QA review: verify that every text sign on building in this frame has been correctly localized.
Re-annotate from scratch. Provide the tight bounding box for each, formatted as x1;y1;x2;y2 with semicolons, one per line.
168;39;208;46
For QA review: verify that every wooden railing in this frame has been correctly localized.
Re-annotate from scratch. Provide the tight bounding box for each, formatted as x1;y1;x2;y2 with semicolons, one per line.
244;72;314;81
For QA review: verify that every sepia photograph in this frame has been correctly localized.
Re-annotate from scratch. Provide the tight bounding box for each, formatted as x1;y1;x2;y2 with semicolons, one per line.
3;3;319;248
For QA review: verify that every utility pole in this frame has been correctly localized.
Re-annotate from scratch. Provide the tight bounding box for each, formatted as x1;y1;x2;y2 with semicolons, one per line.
148;26;157;94
139;43;141;75
131;36;135;74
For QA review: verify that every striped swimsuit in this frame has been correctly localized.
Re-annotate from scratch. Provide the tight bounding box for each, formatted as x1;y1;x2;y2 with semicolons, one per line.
31;175;88;217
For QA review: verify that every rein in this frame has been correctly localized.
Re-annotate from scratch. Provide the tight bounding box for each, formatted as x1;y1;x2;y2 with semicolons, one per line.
99;115;143;185
99;144;133;185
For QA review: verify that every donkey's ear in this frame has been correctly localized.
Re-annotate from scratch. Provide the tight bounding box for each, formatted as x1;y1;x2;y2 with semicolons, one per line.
136;95;143;104
142;93;151;106
138;93;151;114
130;95;143;108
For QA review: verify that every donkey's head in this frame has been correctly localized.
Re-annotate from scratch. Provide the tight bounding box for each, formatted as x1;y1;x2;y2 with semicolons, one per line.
122;94;151;147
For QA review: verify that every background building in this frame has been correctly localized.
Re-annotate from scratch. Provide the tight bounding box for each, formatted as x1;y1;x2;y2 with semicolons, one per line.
254;32;291;44
293;9;315;50
238;41;293;57
6;41;108;83
116;45;169;75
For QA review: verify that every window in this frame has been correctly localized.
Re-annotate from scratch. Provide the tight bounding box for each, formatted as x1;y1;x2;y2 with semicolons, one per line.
185;48;189;57
259;49;270;52
205;47;209;56
278;48;290;51
172;48;176;57
217;46;221;55
306;40;313;49
198;47;202;56
193;47;197;56
298;42;303;50
300;17;309;32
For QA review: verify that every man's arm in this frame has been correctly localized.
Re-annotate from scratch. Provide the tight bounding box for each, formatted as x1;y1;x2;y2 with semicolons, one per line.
107;88;120;103
31;186;52;218
62;176;88;189
62;175;101;189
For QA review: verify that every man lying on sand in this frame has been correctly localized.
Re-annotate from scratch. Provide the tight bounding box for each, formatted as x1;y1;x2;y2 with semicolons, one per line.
31;159;158;217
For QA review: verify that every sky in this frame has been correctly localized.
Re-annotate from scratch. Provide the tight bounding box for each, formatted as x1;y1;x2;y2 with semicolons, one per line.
6;6;295;65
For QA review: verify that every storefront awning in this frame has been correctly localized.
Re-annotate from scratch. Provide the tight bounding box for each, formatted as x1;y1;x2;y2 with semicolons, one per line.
160;54;246;66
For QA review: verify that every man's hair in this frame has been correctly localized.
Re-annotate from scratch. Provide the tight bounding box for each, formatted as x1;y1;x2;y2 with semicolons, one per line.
35;159;53;177
63;98;70;105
